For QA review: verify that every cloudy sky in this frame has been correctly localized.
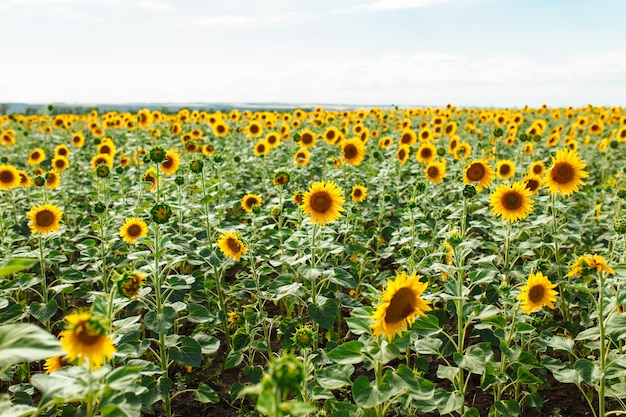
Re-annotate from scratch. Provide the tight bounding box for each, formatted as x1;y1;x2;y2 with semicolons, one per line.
1;0;624;107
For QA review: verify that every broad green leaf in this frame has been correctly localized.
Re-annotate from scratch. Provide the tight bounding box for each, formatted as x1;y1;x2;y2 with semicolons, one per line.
0;258;38;278
453;342;493;375
144;306;176;334
327;341;364;365
316;364;354;390
193;333;220;355
0;324;62;367
352;376;385;408
308;298;338;330
169;337;202;367
412;314;442;336
106;366;142;390
195;382;219;404
29;300;58;324
243;365;263;384
186;304;211;323
574;358;601;385
434;388;464;415
606;313;626;341
224;349;244;369
329;268;356;288
493;399;521;417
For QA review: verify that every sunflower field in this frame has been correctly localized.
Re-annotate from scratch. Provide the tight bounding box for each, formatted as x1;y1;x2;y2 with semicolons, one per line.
1;105;626;417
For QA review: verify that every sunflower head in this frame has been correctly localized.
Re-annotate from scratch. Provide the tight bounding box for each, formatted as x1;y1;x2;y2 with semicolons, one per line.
489;181;534;222
161;150;181;176
218;231;247;261
0;164;20;190
28;203;63;235
302;180;345;225
59;311;116;370
496;160;516;180
464;159;494;192
151;203;173;224
545;148;589;196
516;271;558;314
370;271;432;341
117;272;147;298
273;171;290;187
341;138;366;166
351;184;367;203
425;160;446;184
120;217;148;244
149;146;166;163
190;158;204;174
241;193;262;213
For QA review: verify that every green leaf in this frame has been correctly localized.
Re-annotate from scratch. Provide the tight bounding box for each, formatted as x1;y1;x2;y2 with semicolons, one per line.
193;334;220;355
453;342;492;375
434;388;464;415
224;349;244;369
308;298;338;330
186;304;211;323
243;365;263;384
327;341;364;365
345;317;371;335
412;314;442;336
0;258;38;278
106;366;142;390
352;376;384;408
144;306;176;334
232;330;251;351
0;324;62;367
493;399;521;417
169;337;202;367
574;358;601;385
463;408;480;417
316;364;354;390
29;300;58;324
606;314;626;341
195;382;219;404
329;268;357;288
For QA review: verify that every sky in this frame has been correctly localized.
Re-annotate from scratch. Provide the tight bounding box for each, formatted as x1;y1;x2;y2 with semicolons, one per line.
0;0;625;107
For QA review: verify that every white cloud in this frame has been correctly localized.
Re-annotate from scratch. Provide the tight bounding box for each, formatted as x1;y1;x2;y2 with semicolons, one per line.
334;0;451;13
189;11;308;27
9;0;171;10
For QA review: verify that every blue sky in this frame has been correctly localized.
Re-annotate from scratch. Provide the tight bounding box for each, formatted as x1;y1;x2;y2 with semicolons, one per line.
1;0;625;107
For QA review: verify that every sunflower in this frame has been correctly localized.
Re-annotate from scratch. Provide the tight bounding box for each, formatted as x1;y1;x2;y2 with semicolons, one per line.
45;170;61;189
448;135;459;155
54;144;71;158
496;160;516;180
396;146;410;165
150;203;172;224
528;161;545;177
566;254;615;278
455;142;472;160
1;131;16;146
341;137;366;166
323;126;341;145
399;129;417;147
351;184;367;203
544;148;589;196
51;156;70;172
28;148;46;166
27;203;63;235
464;159;494;192
218;231;247;261
370;271;431;341
241;193;262;213
299;129;316;148
17;170;32;188
517;271;558;314
273;171;289;187
425;160;446;184
302;180;345;225
59;311;116;370
118;272;147;298
137;108;152;127
160;150;180;176
202;144;215;157
523;175;542;195
120;218;148;244
212;121;229;137
418;128;433;142
143;167;159;191
292;190;304;206
293;148;310;167
91;154;113;170
44;356;68;373
245;121;263;138
379;136;393;149
0;164;20;190
265;132;281;149
490;181;534;222
443;121;457;136
416;142;437;164
254;140;269;157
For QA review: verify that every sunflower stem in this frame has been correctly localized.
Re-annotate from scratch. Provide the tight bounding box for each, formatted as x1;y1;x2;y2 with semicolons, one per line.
200;166;213;247
598;271;607;417
310;223;319;350
38;234;51;332
249;247;270;358
214;264;231;351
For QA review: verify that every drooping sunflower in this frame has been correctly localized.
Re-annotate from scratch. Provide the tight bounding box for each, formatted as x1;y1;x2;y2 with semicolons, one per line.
425;160;446;184
143;167;159;191
544;148;589;196
254;140;270;157
302;180;345;225
293;148;310;167
28;148;46;166
496;159;516;180
45;170;61;189
218;231;247;261
118;272;147;298
299;129;316;148
241;193;262;213
566;253;615;279
119;217;148;244
370;271;431;341
27;203;63;235
464;159;494;192
51;156;70;172
351;184;367;203
416;142;437;165
17;170;32;188
517;271;558;314
490;181;534;222
160;150;181;176
0;164;20;190
341;137;366;166
523;175;542;195
396;145;410;165
59;311;116;370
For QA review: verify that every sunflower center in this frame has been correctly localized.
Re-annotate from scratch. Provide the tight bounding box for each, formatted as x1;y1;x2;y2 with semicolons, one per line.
100;145;111;154
32;152;40;159
246;198;259;208
450;140;458;150
466;163;485;181
353;189;362;198
36;210;55;227
0;170;15;184
76;324;103;345
427;166;439;178
528;284;545;303
217;125;226;134
310;191;332;213
551;162;574;184
326;130;336;140
344;144;358;159
58;149;68;156
385;287;417;324
421;148;432;158
162;158;173;169
525;179;539;192
226;237;241;253
127;224;142;237
532;165;543;174
302;133;313;144
55;160;66;169
401;133;412;144
499;164;511;176
502;191;522;210
398;149;406;159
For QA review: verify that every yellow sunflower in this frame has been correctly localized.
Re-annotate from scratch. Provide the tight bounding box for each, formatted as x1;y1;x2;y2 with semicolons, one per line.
44;356;68;373
254;140;270;157
396;145;410;165
454;141;472;160
378;136;393;149
0;164;20;190
245;121;263;138
496;159;516;180
416;142;437;165
351;184;367;203
523;175;542;195
490;181;534;222
370;271;432;341
54;144;71;158
59;311;116;370
51;156;70;172
566;254;615;278
341;137;366;166
118;272;147;298
323;126;341;145
299;129;316;148
27;203;63;235
425;160;446;184
544;148;589;196
120;218;148;244
160;150;181;176
528;161;546;177
398;129;417;147
464;159;494;192
517;271;558;314
218;231;247;261
91;154;113;170
45;170;61;190
143;167;159;191
28;148;46;166
212;120;229;137
293;148;310;167
97;140;116;157
241;193;262;213
302;180;345;225
265;132;281;149
17;170;32;188
1;131;16;146
70;132;85;147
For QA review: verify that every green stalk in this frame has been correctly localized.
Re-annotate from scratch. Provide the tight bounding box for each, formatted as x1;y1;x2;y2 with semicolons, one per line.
598;271;607;417
249;248;271;358
38;235;51;332
214;264;231;350
153;221;171;417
